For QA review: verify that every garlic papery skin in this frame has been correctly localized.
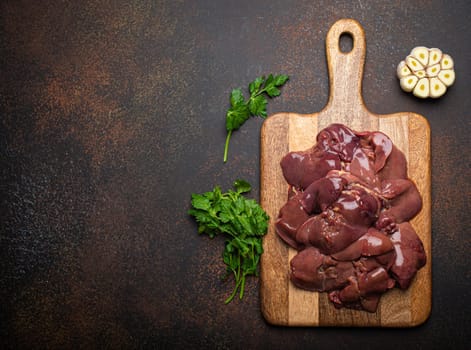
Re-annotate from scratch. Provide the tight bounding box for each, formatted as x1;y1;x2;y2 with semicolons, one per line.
397;46;455;98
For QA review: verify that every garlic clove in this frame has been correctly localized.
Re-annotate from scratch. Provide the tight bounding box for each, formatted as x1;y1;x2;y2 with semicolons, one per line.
414;70;426;79
426;64;441;77
406;55;424;71
440;54;454;70
400;75;418;92
428;48;443;66
438;69;455;86
397;60;412;78
411;46;429;66
413;78;430;98
429;77;447;98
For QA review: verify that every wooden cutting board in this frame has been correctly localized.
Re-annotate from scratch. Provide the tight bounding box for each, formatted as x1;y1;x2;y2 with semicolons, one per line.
260;19;431;327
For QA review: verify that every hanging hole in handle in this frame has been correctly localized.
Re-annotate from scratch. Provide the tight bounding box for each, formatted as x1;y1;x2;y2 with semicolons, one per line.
339;32;354;53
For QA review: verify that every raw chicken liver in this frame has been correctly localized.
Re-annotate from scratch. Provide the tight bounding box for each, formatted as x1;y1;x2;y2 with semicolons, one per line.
275;123;426;312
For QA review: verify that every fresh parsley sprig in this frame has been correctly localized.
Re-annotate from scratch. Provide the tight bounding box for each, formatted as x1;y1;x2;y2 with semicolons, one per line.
188;179;269;303
223;74;289;162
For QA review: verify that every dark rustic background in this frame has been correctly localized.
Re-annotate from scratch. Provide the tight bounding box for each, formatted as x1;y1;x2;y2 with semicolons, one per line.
1;0;470;349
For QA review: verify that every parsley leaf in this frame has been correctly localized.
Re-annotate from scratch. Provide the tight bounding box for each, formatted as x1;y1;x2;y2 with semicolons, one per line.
188;179;269;303
223;74;289;162
233;179;251;193
248;95;268;117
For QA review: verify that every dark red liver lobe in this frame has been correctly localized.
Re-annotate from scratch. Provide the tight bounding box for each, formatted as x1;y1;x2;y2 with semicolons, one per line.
275;123;426;312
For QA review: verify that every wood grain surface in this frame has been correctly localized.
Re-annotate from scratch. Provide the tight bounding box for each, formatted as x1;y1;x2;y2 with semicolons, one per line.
260;19;431;327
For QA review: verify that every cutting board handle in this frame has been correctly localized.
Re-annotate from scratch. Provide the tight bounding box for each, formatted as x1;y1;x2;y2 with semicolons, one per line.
323;19;367;117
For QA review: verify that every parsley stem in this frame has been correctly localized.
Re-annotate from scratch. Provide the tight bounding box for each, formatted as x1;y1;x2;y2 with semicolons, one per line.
223;130;232;163
224;276;242;304
239;275;246;299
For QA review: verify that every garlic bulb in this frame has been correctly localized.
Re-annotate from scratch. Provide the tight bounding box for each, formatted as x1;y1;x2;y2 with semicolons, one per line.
397;47;455;98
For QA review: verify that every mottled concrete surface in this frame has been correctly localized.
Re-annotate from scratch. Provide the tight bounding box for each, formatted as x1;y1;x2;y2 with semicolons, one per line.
1;0;470;348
